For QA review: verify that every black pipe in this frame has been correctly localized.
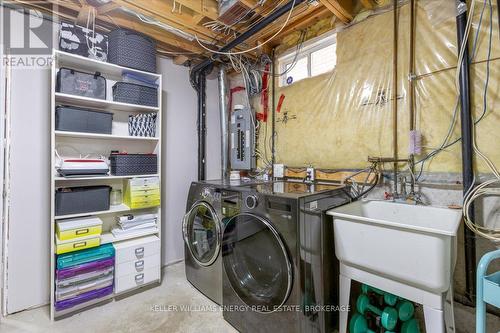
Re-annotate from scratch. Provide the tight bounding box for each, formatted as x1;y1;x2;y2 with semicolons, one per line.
456;1;476;303
497;0;500;39
197;71;207;181
191;0;305;180
271;49;276;177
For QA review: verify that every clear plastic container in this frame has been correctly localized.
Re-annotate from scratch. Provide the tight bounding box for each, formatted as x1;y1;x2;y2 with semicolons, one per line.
110;189;123;206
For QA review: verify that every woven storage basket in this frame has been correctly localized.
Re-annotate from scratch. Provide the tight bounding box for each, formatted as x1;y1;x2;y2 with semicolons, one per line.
113;82;158;107
128;113;157;137
108;29;156;73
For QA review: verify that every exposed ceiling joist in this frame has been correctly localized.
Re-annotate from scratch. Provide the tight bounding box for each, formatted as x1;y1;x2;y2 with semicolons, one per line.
44;0;206;55
238;0;259;7
273;6;332;41
245;2;320;46
114;0;222;40
174;0;219;21
319;0;353;23
75;4;92;26
15;0;365;62
360;0;377;9
96;2;120;14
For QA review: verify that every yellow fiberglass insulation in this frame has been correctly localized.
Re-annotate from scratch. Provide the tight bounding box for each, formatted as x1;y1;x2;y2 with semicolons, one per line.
256;2;500;173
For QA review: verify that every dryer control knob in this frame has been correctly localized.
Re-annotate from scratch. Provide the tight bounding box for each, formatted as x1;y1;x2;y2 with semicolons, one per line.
245;195;258;209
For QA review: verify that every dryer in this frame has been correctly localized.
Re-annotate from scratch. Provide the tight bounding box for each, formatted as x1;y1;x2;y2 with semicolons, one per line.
221;181;352;333
183;180;264;305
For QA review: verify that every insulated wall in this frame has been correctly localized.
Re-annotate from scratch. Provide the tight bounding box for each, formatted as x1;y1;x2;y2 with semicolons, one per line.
257;2;500;174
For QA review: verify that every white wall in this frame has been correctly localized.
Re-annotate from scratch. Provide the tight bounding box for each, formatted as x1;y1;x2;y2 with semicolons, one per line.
159;58;221;265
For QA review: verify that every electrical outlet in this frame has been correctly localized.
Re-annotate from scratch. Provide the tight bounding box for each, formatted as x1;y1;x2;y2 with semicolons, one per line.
273;164;285;178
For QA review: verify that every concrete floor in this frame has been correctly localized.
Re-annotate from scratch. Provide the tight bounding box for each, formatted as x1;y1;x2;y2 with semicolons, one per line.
1;262;499;333
1;262;236;333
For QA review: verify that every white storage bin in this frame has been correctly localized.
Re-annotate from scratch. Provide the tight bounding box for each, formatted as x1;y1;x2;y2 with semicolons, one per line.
115;266;160;294
113;236;160;293
113;235;160;264
115;253;160;278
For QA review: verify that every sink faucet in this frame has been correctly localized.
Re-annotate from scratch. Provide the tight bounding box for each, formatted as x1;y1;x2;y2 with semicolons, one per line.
399;176;407;198
394;176;424;205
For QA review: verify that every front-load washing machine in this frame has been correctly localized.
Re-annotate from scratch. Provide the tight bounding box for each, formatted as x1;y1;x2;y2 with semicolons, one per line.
183;180;263;305
221;181;352;332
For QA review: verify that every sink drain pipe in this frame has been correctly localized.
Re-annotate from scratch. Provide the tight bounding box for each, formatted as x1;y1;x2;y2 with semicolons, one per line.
456;0;476;304
190;0;306;180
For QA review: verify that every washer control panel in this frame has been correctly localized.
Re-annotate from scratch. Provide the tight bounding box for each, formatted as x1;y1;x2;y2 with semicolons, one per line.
245;195;259;209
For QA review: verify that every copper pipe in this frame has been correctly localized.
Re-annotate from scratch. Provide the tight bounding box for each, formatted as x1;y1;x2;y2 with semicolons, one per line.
392;0;399;193
415;56;500;80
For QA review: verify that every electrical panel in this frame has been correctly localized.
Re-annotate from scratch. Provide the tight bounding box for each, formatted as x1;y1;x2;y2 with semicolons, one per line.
218;0;250;25
230;105;255;170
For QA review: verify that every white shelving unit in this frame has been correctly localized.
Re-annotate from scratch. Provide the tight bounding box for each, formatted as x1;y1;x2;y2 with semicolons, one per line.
50;50;162;320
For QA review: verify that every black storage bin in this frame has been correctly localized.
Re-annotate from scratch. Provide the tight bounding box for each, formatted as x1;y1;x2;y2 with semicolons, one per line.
59;22;108;61
109;154;157;176
56;67;106;100
55;186;111;216
108;29;156;73
55;106;113;134
113;82;158;107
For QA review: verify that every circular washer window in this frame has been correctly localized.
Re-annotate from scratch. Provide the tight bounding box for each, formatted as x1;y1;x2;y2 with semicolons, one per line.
222;213;292;313
183;202;221;266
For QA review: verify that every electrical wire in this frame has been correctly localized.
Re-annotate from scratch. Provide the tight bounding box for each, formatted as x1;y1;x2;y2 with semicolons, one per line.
415;0;489;180
459;0;500;241
194;0;297;55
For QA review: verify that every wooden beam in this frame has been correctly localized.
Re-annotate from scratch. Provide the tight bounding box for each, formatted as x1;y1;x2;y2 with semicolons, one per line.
274;6;332;39
174;0;219;21
45;0;206;54
319;0;353;23
115;0;222;40
75;5;92;26
245;2;319;46
173;55;189;65
101;12;205;53
238;0;258;8
97;2;120;15
360;0;377;9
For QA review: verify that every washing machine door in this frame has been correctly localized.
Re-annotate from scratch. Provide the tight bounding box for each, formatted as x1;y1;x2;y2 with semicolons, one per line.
222;213;293;313
183;201;221;266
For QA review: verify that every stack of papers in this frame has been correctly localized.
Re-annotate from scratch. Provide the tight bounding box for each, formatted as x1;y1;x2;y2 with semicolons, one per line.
111;213;158;237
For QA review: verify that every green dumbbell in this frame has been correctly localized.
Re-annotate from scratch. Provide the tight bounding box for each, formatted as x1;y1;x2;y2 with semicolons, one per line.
395;300;415;321
361;284;398;306
349;313;396;333
356;294;398;331
401;318;421;333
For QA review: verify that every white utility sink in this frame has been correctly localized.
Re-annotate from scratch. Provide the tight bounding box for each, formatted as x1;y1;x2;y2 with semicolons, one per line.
327;200;463;333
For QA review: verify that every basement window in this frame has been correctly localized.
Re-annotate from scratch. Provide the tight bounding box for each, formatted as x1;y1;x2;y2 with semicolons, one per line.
279;32;337;87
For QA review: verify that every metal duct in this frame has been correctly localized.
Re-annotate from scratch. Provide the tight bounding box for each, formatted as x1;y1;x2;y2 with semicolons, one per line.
218;67;230;180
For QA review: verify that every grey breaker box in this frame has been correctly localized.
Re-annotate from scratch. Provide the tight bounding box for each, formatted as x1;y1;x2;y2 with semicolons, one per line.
230;105;255;170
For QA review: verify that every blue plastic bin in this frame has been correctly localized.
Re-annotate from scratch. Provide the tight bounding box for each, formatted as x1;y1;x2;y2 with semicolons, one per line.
476;249;500;333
